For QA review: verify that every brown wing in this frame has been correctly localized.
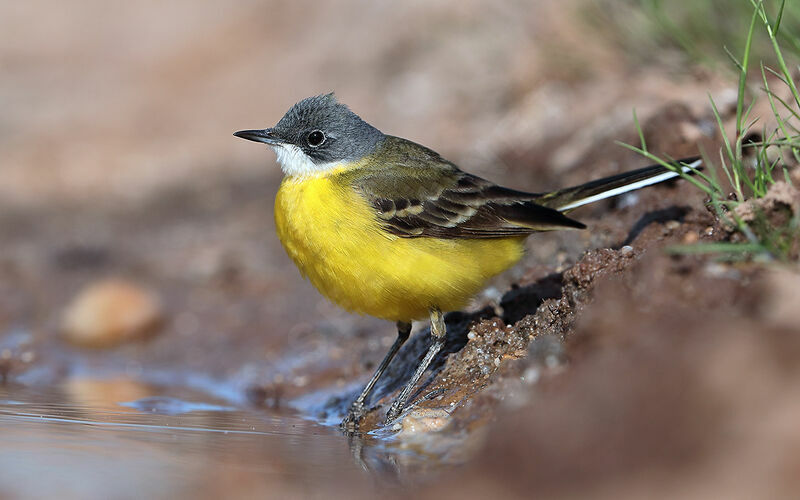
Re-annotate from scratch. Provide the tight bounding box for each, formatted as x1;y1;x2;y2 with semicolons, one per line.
350;137;585;239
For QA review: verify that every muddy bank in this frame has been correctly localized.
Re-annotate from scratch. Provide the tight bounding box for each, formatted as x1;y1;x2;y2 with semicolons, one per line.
427;263;800;499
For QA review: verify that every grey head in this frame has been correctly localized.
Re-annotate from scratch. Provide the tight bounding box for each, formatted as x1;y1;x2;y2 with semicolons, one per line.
234;93;385;176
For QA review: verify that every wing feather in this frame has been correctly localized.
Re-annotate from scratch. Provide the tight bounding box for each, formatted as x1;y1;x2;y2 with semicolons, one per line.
350;136;585;239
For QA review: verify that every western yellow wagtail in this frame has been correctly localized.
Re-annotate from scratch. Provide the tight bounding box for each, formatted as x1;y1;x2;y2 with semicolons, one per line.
234;93;701;430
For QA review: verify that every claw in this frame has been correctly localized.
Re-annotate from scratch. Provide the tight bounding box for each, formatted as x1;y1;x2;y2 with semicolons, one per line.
341;401;367;431
384;400;404;424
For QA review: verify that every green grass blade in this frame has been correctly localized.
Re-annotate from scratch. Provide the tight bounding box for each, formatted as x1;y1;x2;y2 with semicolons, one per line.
736;5;759;137
774;0;786;33
665;241;767;255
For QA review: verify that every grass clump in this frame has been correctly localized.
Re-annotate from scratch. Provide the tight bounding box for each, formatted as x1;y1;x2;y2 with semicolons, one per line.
622;0;800;261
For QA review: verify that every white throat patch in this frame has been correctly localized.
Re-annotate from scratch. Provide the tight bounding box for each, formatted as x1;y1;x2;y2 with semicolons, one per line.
271;143;337;177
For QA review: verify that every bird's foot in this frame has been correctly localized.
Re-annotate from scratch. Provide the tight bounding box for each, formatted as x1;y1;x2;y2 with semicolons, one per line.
341;401;367;432
385;399;405;425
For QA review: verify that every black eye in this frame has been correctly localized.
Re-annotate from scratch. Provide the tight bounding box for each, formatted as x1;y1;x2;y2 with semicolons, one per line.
307;130;325;147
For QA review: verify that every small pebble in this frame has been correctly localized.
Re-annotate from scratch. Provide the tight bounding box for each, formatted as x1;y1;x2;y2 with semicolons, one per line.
61;279;163;348
620;245;634;256
398;408;450;436
545;354;561;368
522;367;541;384
704;262;740;280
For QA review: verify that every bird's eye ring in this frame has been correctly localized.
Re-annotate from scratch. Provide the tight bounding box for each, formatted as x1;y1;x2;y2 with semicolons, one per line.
307;130;325;147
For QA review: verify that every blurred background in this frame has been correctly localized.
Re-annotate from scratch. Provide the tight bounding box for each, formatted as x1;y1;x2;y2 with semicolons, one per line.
7;0;775;209
1;0;799;498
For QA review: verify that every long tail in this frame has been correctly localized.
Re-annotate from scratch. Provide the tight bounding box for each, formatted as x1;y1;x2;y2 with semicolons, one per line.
535;157;703;213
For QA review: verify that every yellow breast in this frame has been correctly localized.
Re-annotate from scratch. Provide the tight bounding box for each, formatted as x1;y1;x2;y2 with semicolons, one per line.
274;169;527;322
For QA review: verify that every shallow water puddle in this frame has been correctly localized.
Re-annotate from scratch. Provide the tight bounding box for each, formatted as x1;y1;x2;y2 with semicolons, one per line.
118;396;236;415
0;382;369;498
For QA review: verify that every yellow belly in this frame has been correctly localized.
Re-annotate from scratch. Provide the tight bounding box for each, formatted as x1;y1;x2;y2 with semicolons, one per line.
274;171;526;322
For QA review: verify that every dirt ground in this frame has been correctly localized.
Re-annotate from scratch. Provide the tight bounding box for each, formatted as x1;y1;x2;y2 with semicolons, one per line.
1;1;799;498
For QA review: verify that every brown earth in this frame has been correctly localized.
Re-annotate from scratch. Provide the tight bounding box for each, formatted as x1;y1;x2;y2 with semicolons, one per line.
1;0;799;498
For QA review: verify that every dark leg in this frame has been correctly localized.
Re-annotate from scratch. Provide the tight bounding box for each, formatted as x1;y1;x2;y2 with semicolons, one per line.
341;321;412;430
385;308;445;423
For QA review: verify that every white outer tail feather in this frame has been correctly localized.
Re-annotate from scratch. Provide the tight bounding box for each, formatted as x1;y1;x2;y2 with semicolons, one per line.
556;159;703;212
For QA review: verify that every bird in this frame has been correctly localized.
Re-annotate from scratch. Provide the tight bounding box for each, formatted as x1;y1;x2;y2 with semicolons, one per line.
234;93;701;430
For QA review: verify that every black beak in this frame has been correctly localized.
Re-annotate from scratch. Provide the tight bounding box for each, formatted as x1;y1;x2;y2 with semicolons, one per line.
233;128;280;145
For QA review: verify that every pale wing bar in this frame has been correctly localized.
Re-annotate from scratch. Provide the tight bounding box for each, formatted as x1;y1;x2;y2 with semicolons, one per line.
369;173;585;239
